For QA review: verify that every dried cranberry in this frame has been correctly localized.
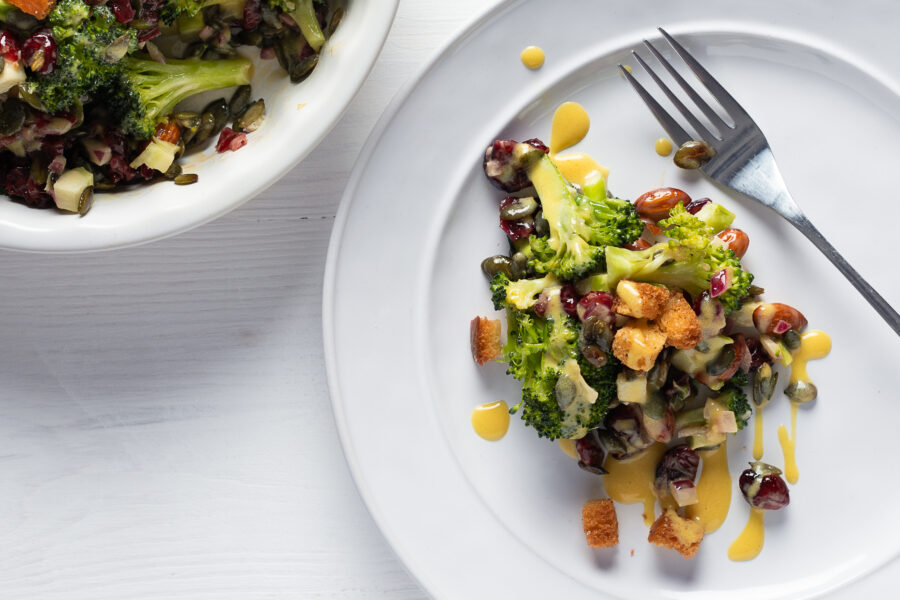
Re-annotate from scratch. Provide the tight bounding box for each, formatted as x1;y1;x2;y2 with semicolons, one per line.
498;196;534;241
107;155;137;183
103;130;128;157
533;296;547;318
39;135;68;158
0;29;20;62
575;430;607;475
21;30;57;75
654;446;700;498
523;138;549;154
482;139;543;192
745;336;772;370
739;462;790;510
685;197;711;214
137;27;161;43
216;127;248;153
4;167;53;209
692;290;710;315
559;284;578;317
109;0;135;23
139;0;163;25
138;165;155;179
242;0;262;29
604;403;653;459
577;291;614;323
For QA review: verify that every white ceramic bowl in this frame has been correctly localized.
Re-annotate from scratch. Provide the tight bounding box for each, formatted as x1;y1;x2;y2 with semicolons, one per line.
0;0;398;253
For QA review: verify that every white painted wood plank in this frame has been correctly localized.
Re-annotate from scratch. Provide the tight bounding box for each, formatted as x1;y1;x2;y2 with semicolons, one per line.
0;0;493;597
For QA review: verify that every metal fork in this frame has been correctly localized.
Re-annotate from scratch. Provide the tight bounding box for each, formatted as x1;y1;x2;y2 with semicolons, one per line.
621;27;900;336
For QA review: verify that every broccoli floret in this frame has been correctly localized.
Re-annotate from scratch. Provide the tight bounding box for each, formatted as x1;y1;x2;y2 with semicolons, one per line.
160;0;248;24
109;55;253;139
22;0;137;113
526;155;641;281
576;353;618;419
729;370;750;388
717;385;751;430
502;304;616;440
658;201;713;249
489;272;560;311
606;241;753;312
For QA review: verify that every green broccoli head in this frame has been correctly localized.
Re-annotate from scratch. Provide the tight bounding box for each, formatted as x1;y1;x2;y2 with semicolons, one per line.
502;305;616;440
489;272;561;311
529;233;603;281
580;193;644;247
717;384;751;430
110;55;253;139
524;155;642;281
658;201;713;249
160;0;249;24
24;0;137;113
605;241;753;312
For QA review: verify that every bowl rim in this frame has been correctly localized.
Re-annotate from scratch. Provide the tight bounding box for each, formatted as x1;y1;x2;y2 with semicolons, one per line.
0;0;400;254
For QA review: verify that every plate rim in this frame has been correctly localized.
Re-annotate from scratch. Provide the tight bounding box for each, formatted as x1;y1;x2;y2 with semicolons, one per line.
323;1;900;598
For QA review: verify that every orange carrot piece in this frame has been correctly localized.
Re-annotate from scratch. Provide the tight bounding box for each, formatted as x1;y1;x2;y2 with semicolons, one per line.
8;0;57;20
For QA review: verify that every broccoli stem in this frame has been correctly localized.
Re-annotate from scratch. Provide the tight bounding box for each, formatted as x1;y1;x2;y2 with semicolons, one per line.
292;0;325;51
122;56;253;137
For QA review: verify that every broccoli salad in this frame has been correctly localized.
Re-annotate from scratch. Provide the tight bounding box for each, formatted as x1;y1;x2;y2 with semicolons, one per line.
0;0;338;214
472;135;828;560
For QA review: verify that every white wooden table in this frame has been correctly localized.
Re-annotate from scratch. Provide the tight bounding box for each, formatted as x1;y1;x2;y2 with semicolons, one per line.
0;2;487;597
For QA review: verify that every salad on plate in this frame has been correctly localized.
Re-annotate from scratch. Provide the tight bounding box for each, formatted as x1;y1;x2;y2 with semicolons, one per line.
470;110;830;561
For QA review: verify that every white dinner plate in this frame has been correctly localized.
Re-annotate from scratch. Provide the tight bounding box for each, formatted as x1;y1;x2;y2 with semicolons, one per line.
0;0;397;253
324;1;900;598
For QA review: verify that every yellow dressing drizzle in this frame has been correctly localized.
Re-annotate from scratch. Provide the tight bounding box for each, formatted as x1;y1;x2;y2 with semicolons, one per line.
777;403;799;483
654;137;673;156
471;401;510;441
685;443;732;533
552;153;610;188
549;102;590;155
520;46;545;69
558;438;578;460
753;404;765;460
603;443;667;526
789;330;832;384
777;331;830;483
728;508;766;561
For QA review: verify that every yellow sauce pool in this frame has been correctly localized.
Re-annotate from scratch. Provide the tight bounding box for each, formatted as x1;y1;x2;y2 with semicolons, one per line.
471;401;510;441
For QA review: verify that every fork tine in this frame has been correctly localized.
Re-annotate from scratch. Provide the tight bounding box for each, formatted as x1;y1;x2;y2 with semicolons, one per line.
641;39;730;132
631;49;717;142
657;28;751;123
618;64;691;147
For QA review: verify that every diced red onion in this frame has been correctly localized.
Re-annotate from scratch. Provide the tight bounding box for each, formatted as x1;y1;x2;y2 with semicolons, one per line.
710;268;731;298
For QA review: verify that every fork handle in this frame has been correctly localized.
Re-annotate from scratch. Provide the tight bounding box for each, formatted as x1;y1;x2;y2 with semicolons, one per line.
788;213;900;336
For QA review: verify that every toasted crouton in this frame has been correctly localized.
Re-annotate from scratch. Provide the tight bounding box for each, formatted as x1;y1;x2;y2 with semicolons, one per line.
582;499;618;548
658;293;702;350
648;508;704;558
612;319;667;371
470;316;501;365
613;280;671;320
